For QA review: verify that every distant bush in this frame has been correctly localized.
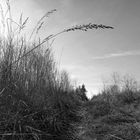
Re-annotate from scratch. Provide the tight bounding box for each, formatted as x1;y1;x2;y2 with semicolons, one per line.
83;73;140;140
76;84;88;102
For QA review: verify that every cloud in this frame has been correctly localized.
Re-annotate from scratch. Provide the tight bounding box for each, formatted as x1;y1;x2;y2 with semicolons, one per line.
60;0;73;8
92;50;140;60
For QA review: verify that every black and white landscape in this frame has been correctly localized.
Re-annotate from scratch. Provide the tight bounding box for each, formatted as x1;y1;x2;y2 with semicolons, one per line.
0;0;140;140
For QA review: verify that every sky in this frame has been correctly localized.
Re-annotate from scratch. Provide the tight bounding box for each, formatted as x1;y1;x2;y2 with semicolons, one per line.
0;0;140;98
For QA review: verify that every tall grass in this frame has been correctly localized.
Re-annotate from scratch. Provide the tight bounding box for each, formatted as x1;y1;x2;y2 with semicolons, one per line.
0;1;113;139
0;23;82;140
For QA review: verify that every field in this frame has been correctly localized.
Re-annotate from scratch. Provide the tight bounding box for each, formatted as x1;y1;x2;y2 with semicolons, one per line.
0;1;140;140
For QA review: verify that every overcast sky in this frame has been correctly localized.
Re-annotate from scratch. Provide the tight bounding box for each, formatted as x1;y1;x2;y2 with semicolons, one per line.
1;0;140;98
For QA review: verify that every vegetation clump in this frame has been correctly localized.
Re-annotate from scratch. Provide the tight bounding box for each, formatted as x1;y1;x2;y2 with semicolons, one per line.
82;74;140;140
